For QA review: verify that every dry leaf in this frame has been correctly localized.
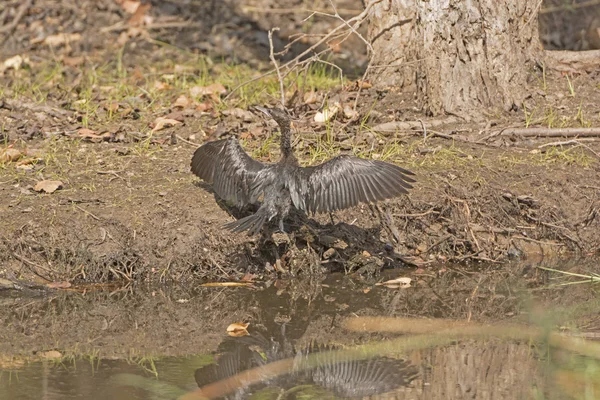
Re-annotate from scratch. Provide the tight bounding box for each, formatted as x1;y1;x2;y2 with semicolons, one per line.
190;83;227;98
227;322;249;337
376;277;412;289
153;81;172;91
329;41;342;53
128;2;151;26
303;91;318;104
196;102;212;112
46;281;72;289
103;102;120;113
314;103;340;123
357;80;372;89
363;288;371;294
77;128;110;143
151;117;182;132
173;95;191;108
43;33;82;47
2;55;27;72
62;56;85;67
343;105;358;120
116;0;141;13
0;148;22;163
33;180;63;194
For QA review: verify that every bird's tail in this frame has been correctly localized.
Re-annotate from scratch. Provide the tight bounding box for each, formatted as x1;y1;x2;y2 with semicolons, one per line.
223;211;268;235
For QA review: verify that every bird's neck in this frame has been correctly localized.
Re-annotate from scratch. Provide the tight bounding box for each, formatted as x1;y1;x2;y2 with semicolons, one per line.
279;121;293;159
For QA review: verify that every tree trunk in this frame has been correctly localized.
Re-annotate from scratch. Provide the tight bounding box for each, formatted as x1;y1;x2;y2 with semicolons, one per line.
367;0;543;118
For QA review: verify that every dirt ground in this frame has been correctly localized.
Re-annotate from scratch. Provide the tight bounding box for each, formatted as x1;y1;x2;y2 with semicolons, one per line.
1;0;599;288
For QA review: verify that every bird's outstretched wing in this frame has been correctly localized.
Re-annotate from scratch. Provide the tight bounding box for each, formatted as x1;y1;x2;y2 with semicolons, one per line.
292;155;415;214
191;138;265;206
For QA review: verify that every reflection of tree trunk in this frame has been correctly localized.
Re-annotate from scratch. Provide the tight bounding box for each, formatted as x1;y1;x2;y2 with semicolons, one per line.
392;341;546;399
367;0;543;118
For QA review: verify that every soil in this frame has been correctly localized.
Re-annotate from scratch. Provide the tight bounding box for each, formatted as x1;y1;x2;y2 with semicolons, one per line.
0;0;599;288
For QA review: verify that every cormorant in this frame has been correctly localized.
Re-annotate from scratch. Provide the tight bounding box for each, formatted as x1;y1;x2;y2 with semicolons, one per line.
191;106;415;235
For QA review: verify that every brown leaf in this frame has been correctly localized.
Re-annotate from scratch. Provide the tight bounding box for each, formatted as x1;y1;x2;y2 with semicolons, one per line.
0;148;22;163
46;281;72;289
77;128;110;143
303;91;318;105
196;102;213;112
62;56;85;67
153;81;172;91
227;322;249;337
117;0;141;13
358;80;372;89
162;111;185;122
375;277;412;289
128;2;151;26
102;102;119;113
15;157;40;167
151;117;182;132
173;95;191;108
190;83;227;98
34;180;64;194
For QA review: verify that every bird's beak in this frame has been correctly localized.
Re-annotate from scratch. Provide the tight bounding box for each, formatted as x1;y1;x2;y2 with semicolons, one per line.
252;106;271;117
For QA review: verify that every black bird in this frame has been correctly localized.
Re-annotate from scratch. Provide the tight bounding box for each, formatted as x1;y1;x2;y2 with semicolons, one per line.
191;106;415;235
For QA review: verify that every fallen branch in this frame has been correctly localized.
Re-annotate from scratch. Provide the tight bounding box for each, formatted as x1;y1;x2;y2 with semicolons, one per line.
545;49;600;73
500;127;600;138
371;117;461;134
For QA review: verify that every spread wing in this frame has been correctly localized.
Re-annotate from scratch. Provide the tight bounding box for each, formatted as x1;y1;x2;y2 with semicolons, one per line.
292;155;415;214
191;138;265;206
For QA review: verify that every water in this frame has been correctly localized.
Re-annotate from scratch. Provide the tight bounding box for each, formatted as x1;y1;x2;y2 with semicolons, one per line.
1;258;599;400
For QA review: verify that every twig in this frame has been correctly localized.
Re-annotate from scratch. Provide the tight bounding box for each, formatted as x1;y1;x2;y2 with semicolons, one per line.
176;135;201;147
268;28;285;107
75;205;101;221
327;0;373;53
538;139;600;159
500;127;600;138
12;253;54;282
395;208;439;218
0;0;33;34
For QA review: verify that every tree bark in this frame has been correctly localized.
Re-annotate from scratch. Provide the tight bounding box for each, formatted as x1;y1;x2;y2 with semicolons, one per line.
367;0;544;118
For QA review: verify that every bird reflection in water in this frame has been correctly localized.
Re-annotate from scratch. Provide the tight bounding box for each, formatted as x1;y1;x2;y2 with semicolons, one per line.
194;325;417;399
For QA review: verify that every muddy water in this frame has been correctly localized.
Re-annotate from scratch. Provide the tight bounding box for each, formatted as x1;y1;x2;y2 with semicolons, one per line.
1;258;599;400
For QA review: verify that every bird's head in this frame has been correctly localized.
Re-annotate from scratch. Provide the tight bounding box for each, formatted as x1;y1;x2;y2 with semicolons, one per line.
253;106;292;129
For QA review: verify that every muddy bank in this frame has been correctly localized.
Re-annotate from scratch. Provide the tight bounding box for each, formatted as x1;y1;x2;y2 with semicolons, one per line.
1;134;599;283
